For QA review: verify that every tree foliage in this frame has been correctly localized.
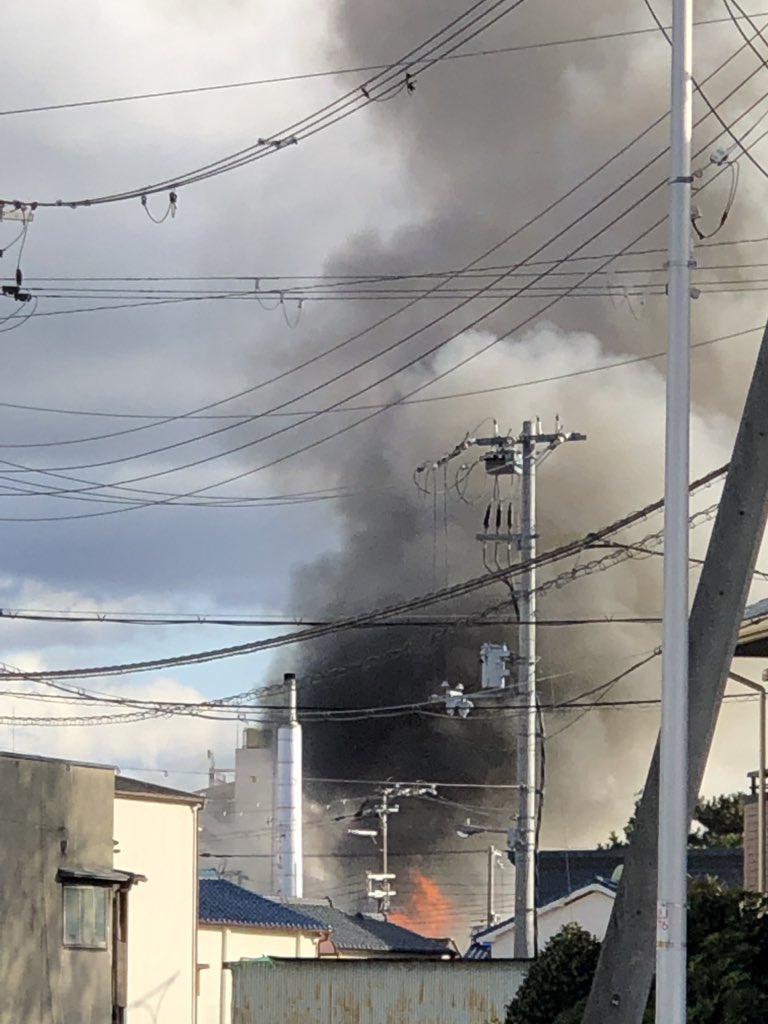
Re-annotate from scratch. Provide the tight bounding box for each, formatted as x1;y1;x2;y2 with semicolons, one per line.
602;793;745;848
504;924;600;1024
505;880;768;1024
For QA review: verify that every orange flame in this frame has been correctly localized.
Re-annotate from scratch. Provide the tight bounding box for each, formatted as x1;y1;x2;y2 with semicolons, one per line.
389;867;457;937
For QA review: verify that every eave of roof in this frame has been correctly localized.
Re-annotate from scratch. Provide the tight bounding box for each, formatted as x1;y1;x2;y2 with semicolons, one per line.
115;774;204;806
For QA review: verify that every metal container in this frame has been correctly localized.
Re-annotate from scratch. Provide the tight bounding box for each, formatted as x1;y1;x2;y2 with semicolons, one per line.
230;958;527;1024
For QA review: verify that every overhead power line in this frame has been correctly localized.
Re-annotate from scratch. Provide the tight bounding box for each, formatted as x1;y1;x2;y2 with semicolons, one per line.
0;323;758;432
0;463;726;681
0;13;764;119
0;72;754;518
0;608;662;628
0;32;760;525
0;0;526;208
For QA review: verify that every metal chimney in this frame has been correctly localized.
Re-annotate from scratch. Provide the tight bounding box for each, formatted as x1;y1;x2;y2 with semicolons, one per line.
271;673;303;898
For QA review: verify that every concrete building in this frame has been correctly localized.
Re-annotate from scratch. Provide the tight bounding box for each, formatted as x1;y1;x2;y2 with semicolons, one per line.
198;726;274;892
114;776;203;1024
0;751;143;1024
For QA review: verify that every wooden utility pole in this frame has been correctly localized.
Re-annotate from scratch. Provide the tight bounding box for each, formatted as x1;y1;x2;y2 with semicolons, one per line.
581;318;768;1024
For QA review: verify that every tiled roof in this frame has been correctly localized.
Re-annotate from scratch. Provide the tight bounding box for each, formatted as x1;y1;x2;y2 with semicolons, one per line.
736;597;768;656
283;900;454;955
744;597;768;622
467;847;744;948
536;847;742;906
199;880;326;931
465;940;492;960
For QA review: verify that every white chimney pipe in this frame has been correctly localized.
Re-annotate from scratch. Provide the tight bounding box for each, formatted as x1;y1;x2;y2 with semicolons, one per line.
272;673;303;898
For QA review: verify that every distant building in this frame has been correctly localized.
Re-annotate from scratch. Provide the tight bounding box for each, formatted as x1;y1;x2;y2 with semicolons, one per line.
197;727;334;901
282;898;458;960
467;881;617;958
464;846;744;958
198;726;274;892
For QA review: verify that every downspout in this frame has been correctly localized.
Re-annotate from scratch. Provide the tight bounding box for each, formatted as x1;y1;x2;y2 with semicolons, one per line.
192;803;200;1024
219;928;229;1024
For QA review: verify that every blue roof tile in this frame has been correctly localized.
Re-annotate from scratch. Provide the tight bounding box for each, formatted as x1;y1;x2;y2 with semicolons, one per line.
199;879;326;931
283;900;454;955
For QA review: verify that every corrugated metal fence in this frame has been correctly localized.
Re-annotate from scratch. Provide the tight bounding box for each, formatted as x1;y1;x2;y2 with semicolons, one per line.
230;958;527;1024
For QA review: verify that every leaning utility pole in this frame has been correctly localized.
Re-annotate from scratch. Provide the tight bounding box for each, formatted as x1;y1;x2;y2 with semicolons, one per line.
476;419;585;958
582;318;768;1024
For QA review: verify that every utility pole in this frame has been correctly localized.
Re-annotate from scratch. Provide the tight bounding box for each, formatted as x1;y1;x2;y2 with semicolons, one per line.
582;318;768;1023
656;0;694;1018
475;418;585;958
357;783;437;913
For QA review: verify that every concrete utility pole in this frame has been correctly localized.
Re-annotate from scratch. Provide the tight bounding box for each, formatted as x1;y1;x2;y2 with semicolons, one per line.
581;317;768;1024
360;783;437;913
656;0;694;1019
475;419;585;958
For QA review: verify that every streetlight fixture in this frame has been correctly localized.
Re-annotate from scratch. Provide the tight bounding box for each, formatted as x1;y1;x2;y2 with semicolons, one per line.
347;828;378;841
456;818;514;847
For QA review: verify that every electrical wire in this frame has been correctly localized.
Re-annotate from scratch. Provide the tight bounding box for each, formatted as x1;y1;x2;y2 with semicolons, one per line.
0;463;726;681
0;322;758;437
0;0;527;208
0;32;761;529
1;13;764;119
0;29;761;520
3;49;764;522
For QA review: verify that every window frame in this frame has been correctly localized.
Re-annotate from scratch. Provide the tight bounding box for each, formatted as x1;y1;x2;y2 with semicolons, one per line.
61;883;110;950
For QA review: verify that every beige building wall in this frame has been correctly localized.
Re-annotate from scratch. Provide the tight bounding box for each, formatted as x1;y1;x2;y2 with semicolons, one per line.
0;752;115;1024
197;924;320;1024
114;792;200;1024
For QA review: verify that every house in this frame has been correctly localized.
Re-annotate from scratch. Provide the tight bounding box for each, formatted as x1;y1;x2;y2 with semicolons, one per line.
465;846;744;958
467;881;617;958
113;775;203;1024
735;596;768;657
282;898;458;959
196;879;457;1024
197;878;328;1024
0;751;144;1024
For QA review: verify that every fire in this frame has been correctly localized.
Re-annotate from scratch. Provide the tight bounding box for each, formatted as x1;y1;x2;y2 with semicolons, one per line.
389;867;457;937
